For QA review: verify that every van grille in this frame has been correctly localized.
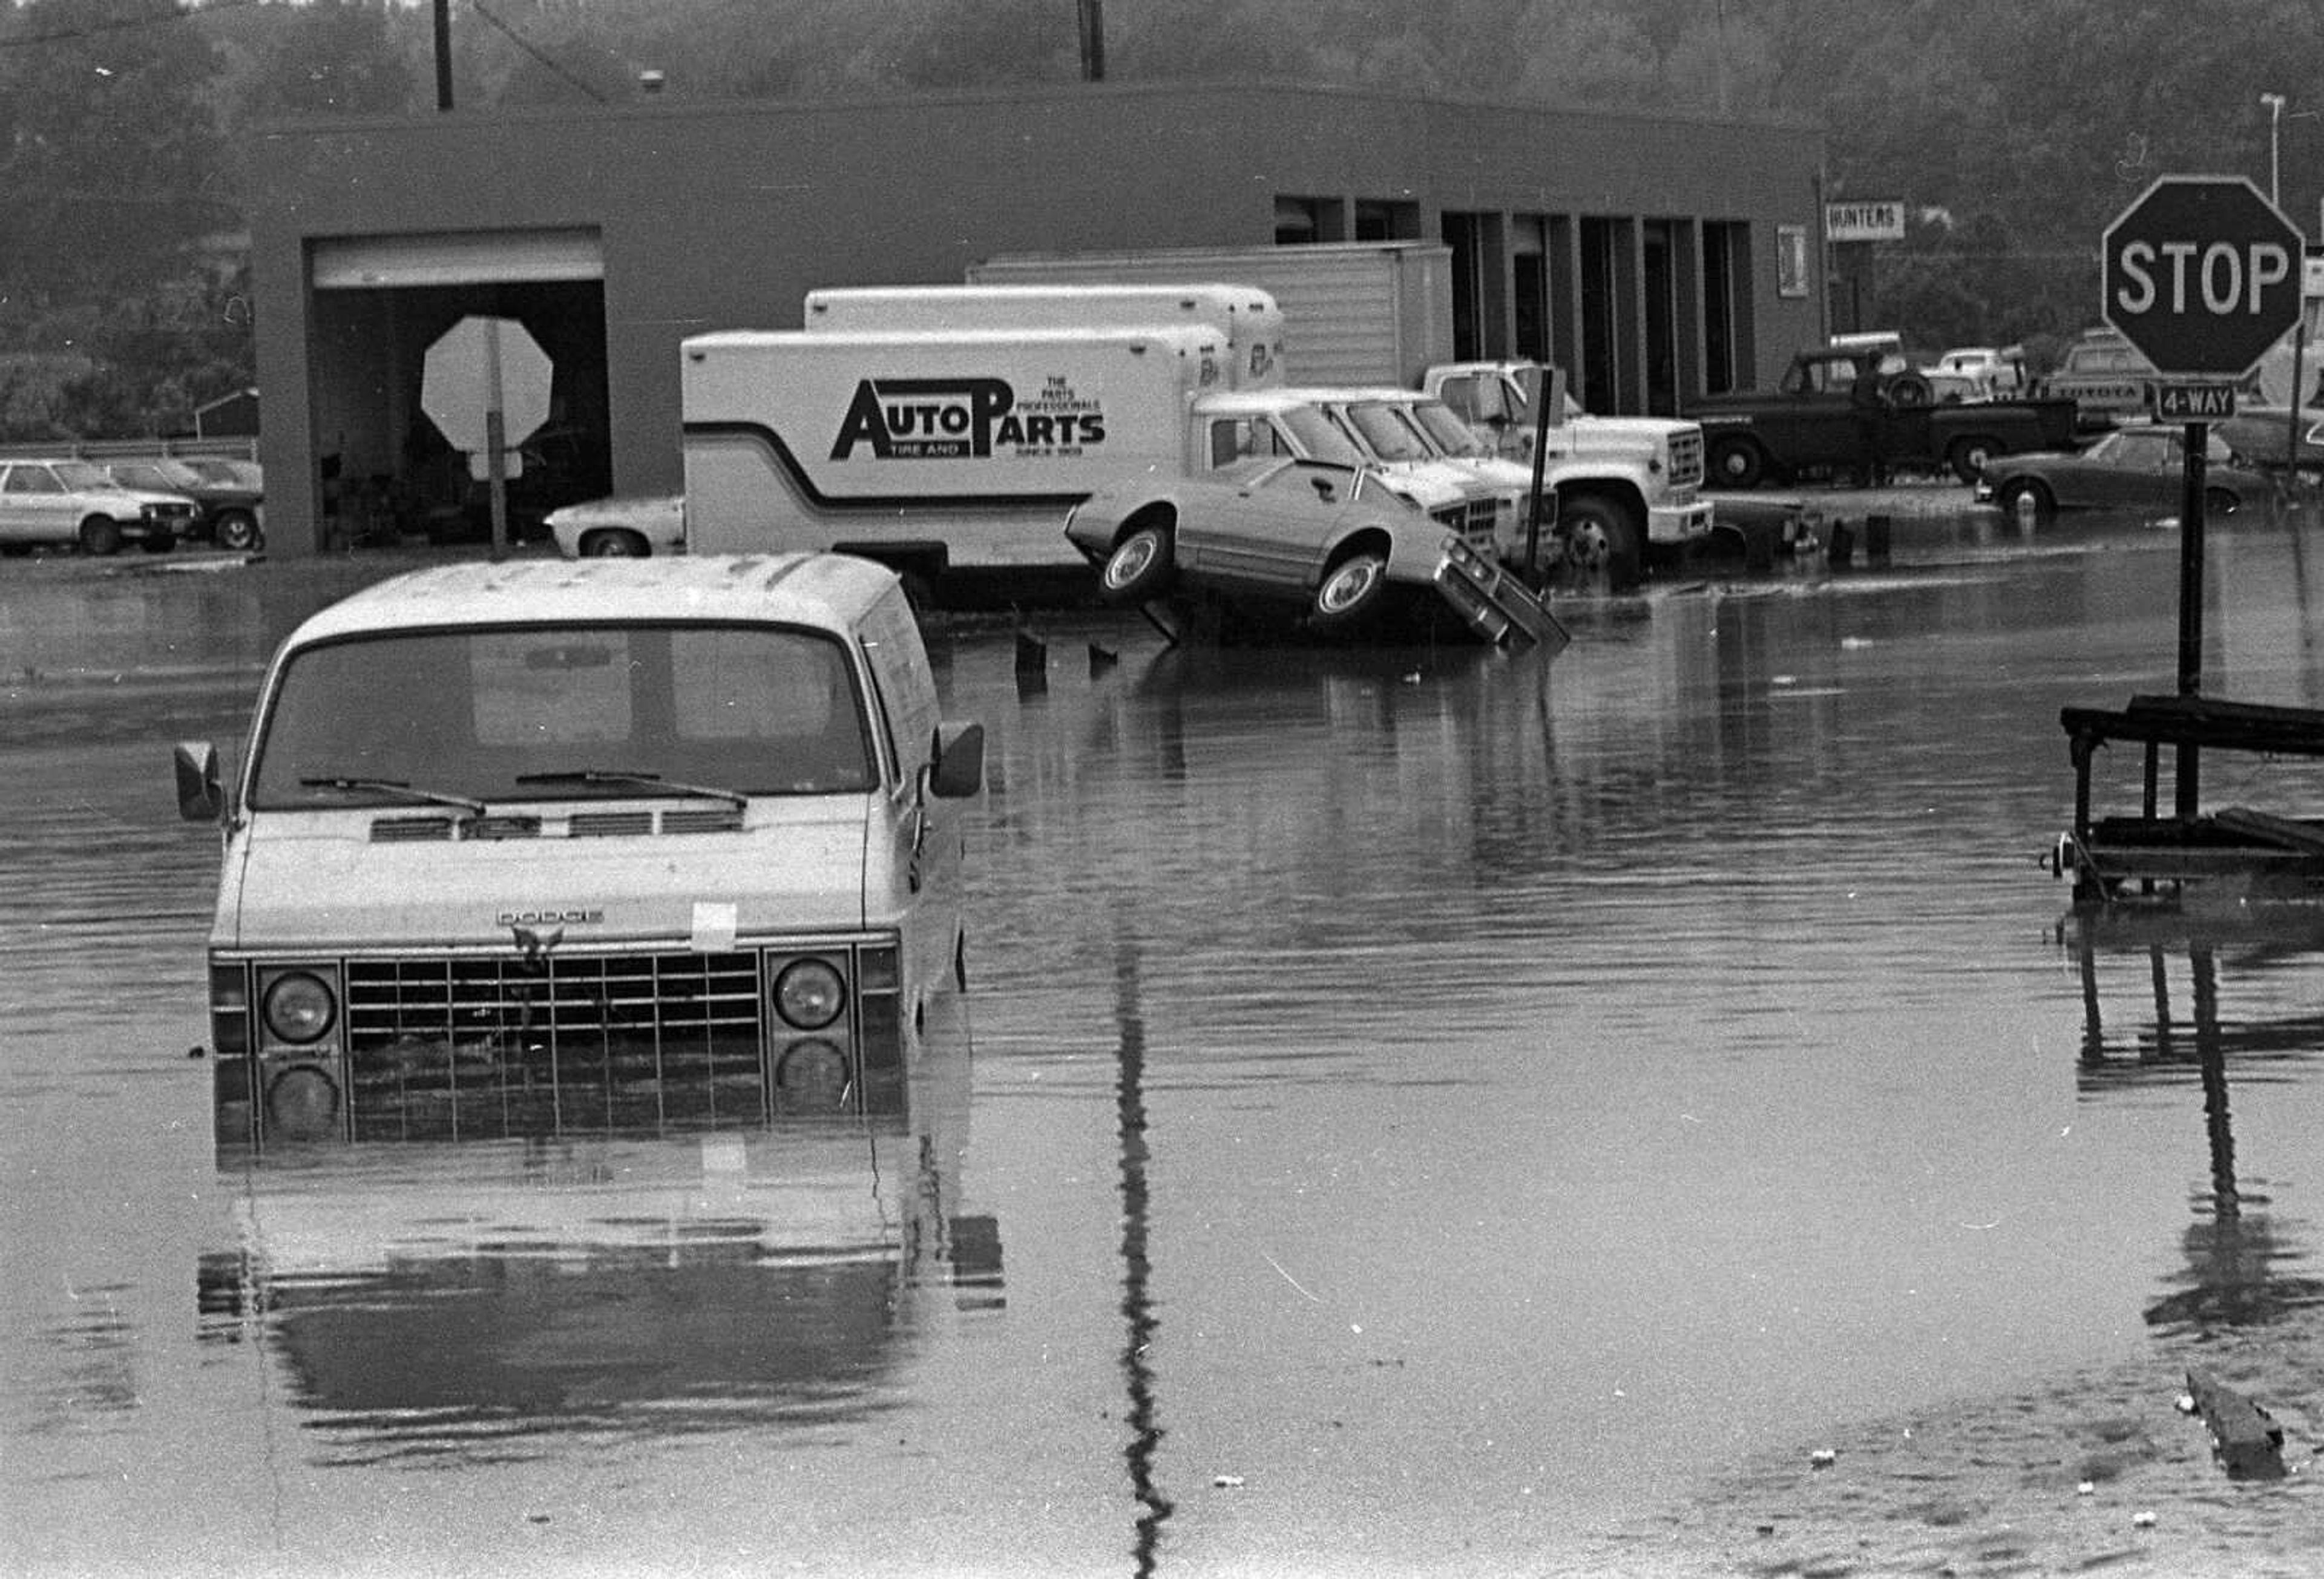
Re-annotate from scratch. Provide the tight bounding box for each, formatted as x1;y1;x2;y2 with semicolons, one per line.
369;807;747;841
340;951;769;1140
1667;428;1705;490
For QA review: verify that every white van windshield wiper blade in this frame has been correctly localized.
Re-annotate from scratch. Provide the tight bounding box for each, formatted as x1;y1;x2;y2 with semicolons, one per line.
514;769;749;810
298;775;490;815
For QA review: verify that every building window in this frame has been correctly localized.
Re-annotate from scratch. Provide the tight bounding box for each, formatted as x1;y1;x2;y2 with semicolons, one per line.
1354;200;1420;241
1275;196;1344;244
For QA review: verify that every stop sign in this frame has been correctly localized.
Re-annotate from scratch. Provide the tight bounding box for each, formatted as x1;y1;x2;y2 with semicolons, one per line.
2102;176;2303;376
422;316;553;453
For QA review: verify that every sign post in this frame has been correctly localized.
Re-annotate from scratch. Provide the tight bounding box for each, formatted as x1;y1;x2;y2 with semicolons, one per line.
2101;176;2305;813
422;317;553;561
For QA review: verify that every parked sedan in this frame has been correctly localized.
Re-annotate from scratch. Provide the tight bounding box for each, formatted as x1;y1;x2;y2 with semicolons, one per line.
102;456;264;550
1063;455;1559;646
545;492;686;557
0;459;199;554
1975;425;2275;523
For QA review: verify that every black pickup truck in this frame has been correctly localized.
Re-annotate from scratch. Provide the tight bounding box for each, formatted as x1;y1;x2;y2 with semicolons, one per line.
1689;346;2081;488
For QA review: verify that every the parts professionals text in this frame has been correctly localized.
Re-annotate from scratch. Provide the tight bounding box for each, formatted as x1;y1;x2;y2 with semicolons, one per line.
832;375;1105;460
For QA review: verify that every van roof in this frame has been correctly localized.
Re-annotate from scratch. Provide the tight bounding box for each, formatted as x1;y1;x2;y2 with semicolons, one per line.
281;554;897;647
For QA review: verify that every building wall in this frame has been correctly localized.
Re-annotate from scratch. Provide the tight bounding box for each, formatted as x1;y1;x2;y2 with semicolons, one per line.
246;79;1824;553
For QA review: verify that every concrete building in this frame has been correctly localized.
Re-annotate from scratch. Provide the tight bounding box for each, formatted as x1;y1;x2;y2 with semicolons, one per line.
243;78;1825;553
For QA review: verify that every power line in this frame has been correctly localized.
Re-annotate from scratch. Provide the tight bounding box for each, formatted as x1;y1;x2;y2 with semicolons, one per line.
468;0;607;103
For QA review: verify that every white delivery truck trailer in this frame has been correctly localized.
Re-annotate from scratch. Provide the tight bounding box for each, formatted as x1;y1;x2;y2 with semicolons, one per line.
970;240;1456;388
682;324;1228;582
804;283;1287;390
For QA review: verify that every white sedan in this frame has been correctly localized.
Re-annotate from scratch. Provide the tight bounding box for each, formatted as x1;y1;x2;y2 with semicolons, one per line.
545;493;685;558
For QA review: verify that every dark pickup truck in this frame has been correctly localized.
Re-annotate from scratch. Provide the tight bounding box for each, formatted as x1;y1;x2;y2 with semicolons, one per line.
1690;347;2081;488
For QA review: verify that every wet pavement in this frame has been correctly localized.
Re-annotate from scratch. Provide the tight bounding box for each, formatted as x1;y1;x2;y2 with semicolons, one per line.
7;499;2324;1576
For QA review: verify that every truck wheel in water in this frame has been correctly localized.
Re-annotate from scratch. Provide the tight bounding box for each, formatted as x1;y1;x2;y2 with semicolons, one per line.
1308;549;1391;632
1709;436;1766;490
77;516;122;556
1560;496;1644;590
1946;435;2000;483
1100;522;1175;605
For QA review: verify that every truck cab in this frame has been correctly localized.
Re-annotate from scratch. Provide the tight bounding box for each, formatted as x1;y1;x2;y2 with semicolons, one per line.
175;554;985;1154
1419;359;1714;585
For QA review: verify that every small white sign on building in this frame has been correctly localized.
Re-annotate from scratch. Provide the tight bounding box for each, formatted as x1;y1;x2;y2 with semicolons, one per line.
1825;201;1905;243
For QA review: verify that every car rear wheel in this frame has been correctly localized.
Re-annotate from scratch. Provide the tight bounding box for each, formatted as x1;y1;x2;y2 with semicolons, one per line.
1997;478;2054;526
2204;486;2240;517
1308;549;1391;633
212;510;261;551
581;528;649;557
77;516;122;556
1099;522;1174;605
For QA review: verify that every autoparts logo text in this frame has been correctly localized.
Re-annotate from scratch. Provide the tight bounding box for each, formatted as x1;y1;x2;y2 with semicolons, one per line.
832;376;1106;460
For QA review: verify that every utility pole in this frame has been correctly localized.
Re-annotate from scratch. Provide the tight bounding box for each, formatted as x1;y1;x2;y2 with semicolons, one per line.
1077;0;1105;82
435;0;455;111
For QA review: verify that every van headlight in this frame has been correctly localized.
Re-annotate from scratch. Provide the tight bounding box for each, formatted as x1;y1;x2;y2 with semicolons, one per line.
261;971;337;1043
774;959;847;1029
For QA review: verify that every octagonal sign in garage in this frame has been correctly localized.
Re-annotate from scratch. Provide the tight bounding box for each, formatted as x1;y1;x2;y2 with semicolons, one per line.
2102;176;2303;376
422;316;553;456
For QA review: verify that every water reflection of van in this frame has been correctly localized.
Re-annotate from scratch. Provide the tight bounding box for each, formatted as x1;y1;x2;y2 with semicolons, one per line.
195;1003;999;1455
174;554;986;1153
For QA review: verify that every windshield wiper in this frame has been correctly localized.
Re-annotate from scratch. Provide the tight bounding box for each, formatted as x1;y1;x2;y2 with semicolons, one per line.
298;775;490;815
514;769;749;810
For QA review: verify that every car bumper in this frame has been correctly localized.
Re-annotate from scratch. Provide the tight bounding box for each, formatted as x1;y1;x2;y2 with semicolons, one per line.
1648;499;1716;544
1431;534;1569;652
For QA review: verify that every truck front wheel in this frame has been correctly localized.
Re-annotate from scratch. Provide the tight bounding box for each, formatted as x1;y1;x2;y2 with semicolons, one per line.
1100;521;1174;605
1708;436;1767;490
1560;495;1645;590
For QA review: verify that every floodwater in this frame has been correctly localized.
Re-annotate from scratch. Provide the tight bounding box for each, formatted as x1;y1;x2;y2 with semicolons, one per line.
7;506;2324;1578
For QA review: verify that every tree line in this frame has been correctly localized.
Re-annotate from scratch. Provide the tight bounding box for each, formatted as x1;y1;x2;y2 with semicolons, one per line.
3;0;2317;439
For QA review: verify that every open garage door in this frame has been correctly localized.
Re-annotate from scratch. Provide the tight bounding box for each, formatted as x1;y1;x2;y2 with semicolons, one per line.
307;229;609;548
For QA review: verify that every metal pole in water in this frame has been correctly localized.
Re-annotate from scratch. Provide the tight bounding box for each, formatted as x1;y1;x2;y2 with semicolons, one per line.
2176;420;2208;815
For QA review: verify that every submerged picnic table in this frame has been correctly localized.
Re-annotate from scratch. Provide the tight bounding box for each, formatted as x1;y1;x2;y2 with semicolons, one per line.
2059;693;2324;907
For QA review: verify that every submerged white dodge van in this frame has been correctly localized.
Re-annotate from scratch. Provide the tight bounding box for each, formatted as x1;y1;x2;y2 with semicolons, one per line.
175;554;985;1152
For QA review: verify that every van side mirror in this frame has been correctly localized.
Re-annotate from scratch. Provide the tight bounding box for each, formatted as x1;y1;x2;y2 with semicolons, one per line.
174;740;223;822
927;720;985;799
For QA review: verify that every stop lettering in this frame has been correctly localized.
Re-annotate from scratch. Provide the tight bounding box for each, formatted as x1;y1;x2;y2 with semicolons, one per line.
2113;239;2293;317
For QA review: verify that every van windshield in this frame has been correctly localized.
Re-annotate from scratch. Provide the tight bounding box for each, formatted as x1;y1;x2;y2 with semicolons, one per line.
250;622;877;809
